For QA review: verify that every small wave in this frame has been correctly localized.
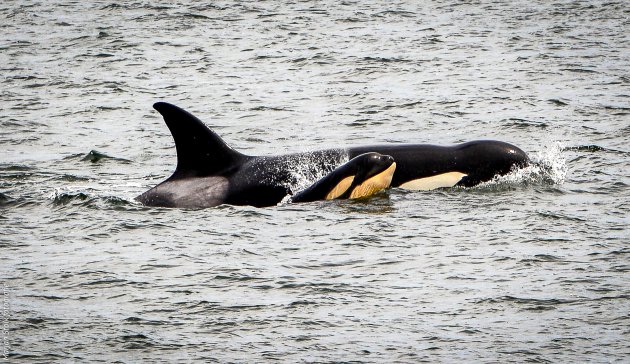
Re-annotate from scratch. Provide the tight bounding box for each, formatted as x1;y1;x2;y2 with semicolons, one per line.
476;295;578;307
548;98;569;106
502;118;549;129
560;68;599;74
50;190;89;205
62;150;131;164
250;105;292;112
566;144;628;156
361;56;411;64
0;164;33;172
103;333;157;350
519;254;564;264
373;10;416;18
49;174;91;183
177;12;211;20
476;142;567;188
48;186;140;209
123;317;171;326
80;150;110;163
0;192;14;207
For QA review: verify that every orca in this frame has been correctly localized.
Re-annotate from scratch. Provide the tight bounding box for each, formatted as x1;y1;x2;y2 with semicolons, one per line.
290;152;396;203
136;102;529;208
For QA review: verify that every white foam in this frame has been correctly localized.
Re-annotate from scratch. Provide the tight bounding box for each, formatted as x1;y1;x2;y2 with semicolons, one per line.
477;141;567;188
280;152;348;193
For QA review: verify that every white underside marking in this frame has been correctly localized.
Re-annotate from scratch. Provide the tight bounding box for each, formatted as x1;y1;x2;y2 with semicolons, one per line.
349;162;396;199
399;172;467;191
325;175;354;200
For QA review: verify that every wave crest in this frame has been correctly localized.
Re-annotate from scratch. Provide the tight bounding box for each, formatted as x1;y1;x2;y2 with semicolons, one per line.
48;186;139;209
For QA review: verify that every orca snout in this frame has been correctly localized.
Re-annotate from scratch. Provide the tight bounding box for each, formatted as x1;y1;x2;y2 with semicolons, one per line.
380;154;395;164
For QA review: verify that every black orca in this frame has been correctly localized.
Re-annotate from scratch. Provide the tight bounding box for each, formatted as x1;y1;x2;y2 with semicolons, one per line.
136;102;529;208
291;152;396;203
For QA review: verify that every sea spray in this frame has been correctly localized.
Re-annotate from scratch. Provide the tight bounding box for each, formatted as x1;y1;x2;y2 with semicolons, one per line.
476;142;567;189
272;150;348;194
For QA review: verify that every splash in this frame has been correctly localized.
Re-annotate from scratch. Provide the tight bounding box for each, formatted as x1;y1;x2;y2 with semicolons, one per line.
277;150;348;193
477;142;567;188
269;150;348;205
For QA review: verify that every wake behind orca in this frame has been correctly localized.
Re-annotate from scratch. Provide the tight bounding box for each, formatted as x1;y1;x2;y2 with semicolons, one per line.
136;102;529;208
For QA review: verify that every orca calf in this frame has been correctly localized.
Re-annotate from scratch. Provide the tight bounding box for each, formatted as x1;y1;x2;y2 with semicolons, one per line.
291;152;396;203
136;102;529;208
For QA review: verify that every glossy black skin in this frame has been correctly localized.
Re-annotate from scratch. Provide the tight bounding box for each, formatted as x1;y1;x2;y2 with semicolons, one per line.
136;102;530;208
349;141;529;187
221;151;344;207
291;153;395;203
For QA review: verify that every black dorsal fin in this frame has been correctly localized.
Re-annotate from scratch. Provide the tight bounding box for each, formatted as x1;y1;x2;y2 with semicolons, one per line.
153;102;247;178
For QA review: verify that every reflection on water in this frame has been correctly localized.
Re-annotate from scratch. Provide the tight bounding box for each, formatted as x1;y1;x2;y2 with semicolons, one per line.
1;1;628;362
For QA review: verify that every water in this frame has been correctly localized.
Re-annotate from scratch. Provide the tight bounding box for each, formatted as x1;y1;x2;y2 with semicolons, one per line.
1;1;628;362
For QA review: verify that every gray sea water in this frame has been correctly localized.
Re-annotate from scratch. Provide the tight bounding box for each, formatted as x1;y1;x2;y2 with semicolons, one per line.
1;1;629;363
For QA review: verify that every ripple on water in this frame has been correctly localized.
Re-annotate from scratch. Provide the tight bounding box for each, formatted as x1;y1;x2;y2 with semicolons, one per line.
0;191;14;207
60;150;132;164
2;1;628;362
48;186;141;210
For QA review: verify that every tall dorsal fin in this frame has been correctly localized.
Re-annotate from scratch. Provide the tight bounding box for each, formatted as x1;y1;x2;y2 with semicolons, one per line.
153;102;247;178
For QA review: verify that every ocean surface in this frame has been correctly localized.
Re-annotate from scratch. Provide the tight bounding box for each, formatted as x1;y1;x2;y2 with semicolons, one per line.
1;1;629;362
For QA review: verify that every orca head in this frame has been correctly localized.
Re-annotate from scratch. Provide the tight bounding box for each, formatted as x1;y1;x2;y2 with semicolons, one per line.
296;152;396;202
454;140;530;186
